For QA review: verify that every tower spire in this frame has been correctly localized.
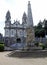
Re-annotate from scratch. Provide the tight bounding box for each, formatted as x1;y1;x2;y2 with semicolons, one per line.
26;1;35;45
27;1;33;27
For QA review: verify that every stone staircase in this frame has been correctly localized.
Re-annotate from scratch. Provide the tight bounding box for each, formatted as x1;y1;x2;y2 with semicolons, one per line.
7;50;47;58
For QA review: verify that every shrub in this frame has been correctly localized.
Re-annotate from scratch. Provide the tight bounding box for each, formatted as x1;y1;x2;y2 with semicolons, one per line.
39;43;45;50
35;42;39;47
39;43;43;46
0;44;4;51
0;42;4;44
42;45;45;50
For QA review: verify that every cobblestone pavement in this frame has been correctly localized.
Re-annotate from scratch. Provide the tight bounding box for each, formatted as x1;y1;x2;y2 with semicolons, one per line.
0;51;47;65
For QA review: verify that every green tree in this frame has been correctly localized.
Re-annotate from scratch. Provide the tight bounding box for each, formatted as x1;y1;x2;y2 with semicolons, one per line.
44;19;47;35
34;20;45;37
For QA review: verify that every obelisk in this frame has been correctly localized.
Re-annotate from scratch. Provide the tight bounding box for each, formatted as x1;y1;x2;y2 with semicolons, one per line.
26;1;35;46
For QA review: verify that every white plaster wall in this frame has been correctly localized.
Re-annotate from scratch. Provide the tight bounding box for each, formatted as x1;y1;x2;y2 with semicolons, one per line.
5;25;27;38
5;23;10;27
24;30;27;37
5;29;10;37
10;29;14;37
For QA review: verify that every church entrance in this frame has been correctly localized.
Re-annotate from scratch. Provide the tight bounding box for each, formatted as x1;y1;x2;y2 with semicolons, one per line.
16;38;21;43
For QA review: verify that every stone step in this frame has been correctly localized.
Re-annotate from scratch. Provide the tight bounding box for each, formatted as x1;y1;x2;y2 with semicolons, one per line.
8;50;47;57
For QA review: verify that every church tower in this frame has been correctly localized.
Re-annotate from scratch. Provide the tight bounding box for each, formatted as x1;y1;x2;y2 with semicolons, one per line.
26;1;35;45
21;12;27;43
4;11;11;46
5;11;11;27
22;12;27;26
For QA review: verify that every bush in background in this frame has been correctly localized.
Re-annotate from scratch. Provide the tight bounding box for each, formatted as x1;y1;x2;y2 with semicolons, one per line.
35;42;39;47
0;42;4;51
39;43;45;50
42;45;45;50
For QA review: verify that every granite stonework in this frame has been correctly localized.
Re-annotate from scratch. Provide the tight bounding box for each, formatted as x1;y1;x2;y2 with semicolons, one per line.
26;27;35;45
26;1;35;46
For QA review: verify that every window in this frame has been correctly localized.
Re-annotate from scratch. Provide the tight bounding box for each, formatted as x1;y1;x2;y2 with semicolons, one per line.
12;30;13;35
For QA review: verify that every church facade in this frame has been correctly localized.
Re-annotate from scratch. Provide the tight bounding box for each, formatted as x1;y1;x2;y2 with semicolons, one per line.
4;1;34;46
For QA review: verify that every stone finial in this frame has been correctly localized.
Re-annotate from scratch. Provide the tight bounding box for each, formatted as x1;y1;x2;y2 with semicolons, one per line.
28;1;30;5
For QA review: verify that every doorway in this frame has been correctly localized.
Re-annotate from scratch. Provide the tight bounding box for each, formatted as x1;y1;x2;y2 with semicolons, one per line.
16;38;21;43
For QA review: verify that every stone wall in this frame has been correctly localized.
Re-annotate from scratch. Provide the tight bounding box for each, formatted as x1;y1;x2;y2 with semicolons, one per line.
26;27;35;45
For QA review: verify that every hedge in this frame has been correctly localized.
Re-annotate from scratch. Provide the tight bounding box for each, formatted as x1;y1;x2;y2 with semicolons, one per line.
0;44;4;51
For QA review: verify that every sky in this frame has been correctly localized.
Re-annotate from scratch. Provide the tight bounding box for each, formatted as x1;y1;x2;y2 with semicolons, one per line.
0;0;47;36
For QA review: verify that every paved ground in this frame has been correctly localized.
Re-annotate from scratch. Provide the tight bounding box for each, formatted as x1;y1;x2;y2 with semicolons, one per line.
0;51;47;65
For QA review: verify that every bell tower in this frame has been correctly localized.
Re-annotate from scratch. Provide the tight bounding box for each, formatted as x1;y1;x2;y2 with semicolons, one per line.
4;11;11;46
5;10;11;27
